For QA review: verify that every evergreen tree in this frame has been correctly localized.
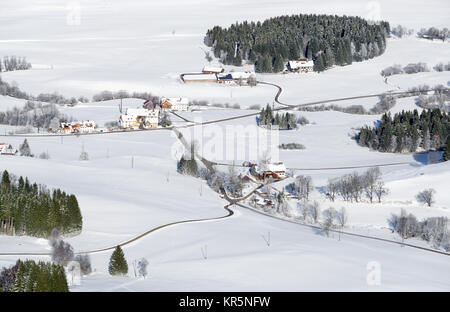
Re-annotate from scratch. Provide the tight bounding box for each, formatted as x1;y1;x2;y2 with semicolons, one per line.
108;246;128;276
19;139;32;157
443;136;450;161
272;54;285;72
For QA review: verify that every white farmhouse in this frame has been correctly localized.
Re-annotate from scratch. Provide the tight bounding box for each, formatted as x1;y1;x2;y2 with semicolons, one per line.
287;58;314;72
119;108;159;129
160;97;189;111
259;162;287;179
0;143;17;155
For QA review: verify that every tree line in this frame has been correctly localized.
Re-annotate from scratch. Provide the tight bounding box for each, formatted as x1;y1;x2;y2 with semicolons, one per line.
0;170;83;238
0;76;87;105
325;167;389;203
0;56;31;72
0;259;68;292
417;27;449;41
0;101;72;129
204;14;389;72
357;109;449;153
390;209;449;251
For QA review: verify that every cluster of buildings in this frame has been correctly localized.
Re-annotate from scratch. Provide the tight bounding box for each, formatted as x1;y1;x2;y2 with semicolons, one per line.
60;120;98;134
119;97;189;130
181;66;255;85
0;142;17;155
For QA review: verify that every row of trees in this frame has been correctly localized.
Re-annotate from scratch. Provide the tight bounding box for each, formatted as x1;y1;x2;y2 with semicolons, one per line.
390;25;414;38
358;109;449;153
390;209;449;251
92;90;159;103
0;56;31;72
298;93;397;115
326;167;389;203
0;259;68;292
258;104;298;130
381;62;429;77
0;76;87;105
417;27;449;41
0;170;83;237
205;14;389;72
0;101;71;129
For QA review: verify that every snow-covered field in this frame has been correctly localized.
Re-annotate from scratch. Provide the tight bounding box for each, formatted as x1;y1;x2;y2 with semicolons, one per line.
0;0;449;291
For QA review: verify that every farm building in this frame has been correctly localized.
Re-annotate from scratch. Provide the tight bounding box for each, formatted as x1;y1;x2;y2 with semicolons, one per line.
119;108;159;129
217;71;255;85
202;66;224;74
160;97;189;111
256;162;287;180
0;143;18;155
287;58;314;72
182;73;218;83
60;120;97;134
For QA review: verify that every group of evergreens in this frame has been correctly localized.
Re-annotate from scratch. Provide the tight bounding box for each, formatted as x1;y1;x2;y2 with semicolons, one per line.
205;14;389;72
357;109;449;153
0;170;82;237
258;104;297;130
0;259;68;292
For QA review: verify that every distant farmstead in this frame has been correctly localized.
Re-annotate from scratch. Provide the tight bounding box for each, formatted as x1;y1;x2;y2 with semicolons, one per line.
60;120;97;134
0;143;18;155
120;108;159;130
287;58;314;72
218;71;255;85
160;97;189;111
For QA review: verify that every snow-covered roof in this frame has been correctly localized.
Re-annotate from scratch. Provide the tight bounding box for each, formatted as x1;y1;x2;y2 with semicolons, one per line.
230;72;254;79
260;162;286;172
125;108;154;116
162;97;189;105
183;74;217;81
202;66;224;73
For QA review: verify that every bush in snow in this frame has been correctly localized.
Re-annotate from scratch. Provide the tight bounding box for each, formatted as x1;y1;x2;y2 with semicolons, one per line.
380;64;403;77
278;143;306;150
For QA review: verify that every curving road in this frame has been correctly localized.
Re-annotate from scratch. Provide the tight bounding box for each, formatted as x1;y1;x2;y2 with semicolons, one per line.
0;81;446;258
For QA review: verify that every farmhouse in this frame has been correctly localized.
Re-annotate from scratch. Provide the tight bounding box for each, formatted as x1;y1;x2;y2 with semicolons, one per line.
160;97;189;111
60;120;97;134
202;66;224;74
259;162;287;180
287;58;314;72
119;108;159;129
0;143;18;155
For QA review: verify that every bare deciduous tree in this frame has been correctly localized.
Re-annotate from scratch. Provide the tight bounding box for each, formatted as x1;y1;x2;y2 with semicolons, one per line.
416;188;436;207
374;181;389;203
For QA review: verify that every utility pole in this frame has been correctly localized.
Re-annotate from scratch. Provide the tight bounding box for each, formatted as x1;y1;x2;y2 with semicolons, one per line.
131;156;134;168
